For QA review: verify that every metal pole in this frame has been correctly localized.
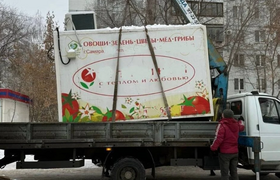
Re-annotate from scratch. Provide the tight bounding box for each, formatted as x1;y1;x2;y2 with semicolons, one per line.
253;137;261;180
254;152;260;180
255;172;260;180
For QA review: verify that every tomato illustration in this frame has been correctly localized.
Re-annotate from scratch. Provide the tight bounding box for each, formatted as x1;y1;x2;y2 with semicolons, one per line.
81;68;96;82
102;110;126;122
188;96;210;114
181;106;197;115
179;96;210;115
62;92;79;120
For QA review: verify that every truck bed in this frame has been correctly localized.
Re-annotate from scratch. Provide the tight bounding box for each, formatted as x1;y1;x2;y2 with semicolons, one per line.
0;121;217;149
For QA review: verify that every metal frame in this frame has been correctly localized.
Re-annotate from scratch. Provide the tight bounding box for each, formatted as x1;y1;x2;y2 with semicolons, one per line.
0;122;217;149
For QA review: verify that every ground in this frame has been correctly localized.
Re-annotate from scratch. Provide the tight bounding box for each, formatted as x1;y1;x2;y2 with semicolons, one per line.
1;151;279;180
1;166;280;180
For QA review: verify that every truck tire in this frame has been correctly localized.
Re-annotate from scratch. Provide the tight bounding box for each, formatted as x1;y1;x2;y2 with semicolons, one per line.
111;157;146;180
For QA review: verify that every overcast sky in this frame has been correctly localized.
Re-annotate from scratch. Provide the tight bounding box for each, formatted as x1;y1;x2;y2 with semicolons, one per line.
1;0;69;28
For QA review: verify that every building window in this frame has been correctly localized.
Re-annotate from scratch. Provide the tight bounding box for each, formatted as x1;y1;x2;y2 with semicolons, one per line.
275;8;280;21
207;26;224;43
200;2;223;16
234;78;244;90
97;0;107;6
186;1;223;17
233;6;238;18
240;79;244;89
187;1;199;15
277;8;280;16
255;31;259;42
262;79;266;90
234;78;239;90
270;8;280;24
256;55;266;66
172;1;199;16
277;31;280;41
255;30;265;42
239;32;245;42
234;54;245;66
257;78;266;90
254;7;260;19
136;1;145;8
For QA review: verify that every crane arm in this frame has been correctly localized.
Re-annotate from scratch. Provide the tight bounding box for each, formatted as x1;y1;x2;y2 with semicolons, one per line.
172;0;228;110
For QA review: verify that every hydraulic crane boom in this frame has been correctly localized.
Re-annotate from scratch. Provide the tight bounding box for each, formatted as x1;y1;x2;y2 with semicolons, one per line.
172;0;200;24
172;0;228;110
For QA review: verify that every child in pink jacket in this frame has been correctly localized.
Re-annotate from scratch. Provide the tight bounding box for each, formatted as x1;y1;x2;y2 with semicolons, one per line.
211;109;244;180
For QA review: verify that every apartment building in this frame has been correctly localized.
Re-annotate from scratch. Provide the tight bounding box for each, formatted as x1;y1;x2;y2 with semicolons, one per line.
91;0;280;96
224;0;280;96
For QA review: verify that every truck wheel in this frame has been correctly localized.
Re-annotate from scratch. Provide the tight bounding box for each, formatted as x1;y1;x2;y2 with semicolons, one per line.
111;157;145;180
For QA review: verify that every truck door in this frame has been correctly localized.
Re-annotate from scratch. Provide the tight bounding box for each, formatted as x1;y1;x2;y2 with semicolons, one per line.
257;97;280;161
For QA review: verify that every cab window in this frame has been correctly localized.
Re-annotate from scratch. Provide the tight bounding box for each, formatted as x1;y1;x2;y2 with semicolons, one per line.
258;98;280;124
230;101;242;115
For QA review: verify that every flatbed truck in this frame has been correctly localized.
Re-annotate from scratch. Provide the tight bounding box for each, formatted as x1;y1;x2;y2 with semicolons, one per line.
1;1;280;180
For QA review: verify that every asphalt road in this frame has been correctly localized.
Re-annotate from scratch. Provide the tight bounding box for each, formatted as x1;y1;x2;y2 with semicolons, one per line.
0;166;279;180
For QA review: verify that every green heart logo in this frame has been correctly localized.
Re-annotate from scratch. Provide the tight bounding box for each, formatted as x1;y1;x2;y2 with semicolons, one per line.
70;43;78;49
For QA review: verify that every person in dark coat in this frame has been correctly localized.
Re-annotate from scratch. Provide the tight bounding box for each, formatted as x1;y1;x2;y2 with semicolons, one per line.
211;109;245;180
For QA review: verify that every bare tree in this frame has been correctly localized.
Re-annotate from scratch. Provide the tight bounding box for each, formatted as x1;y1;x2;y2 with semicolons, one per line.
0;3;35;87
261;0;280;96
44;11;57;61
222;0;272;95
4;10;58;122
222;0;280;96
24;12;58;122
223;0;259;72
90;0;182;28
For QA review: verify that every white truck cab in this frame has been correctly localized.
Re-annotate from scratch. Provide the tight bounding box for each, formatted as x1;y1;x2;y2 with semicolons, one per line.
227;91;280;171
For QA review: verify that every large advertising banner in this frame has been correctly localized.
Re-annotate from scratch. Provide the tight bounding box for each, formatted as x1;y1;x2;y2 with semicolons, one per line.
54;25;213;122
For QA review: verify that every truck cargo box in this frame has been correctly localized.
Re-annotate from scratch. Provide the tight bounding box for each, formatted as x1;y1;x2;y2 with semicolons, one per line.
54;24;213;122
